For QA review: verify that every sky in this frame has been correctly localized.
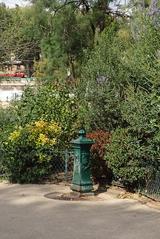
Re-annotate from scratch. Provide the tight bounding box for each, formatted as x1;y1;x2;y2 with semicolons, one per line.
0;0;30;8
0;0;129;14
1;0;129;8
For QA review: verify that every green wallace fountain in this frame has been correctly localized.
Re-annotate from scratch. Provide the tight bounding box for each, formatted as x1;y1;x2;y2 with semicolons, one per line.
71;129;94;193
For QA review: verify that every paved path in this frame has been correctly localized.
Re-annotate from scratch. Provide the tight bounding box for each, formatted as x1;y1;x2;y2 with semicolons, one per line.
0;183;159;239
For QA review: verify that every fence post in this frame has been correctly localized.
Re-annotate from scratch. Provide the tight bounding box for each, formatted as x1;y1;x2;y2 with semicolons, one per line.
64;149;68;182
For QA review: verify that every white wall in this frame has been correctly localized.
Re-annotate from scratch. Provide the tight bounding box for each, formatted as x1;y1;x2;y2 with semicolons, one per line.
0;89;23;102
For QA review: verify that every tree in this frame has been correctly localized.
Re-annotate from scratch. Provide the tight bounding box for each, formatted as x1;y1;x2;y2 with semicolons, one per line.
0;4;12;62
31;0;120;81
39;4;95;81
0;4;49;65
78;12;160;131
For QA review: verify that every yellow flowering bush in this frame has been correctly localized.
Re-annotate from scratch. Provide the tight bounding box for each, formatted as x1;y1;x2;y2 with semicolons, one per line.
3;120;62;183
35;120;47;129
9;130;21;141
37;133;49;145
9;120;61;148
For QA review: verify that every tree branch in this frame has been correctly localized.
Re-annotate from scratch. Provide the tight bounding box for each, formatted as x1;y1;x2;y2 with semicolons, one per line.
148;0;160;16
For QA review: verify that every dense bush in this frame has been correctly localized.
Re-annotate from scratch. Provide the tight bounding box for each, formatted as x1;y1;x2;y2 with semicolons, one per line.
78;15;160;191
0;107;18;176
2;120;62;183
1;12;160;189
0;83;80;182
106;88;160;190
0;107;17;134
79;23;125;131
79;16;160;132
14;83;80;146
87;131;112;185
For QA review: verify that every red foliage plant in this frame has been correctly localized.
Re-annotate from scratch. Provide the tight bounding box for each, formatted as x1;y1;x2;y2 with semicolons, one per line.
87;130;111;160
87;130;111;184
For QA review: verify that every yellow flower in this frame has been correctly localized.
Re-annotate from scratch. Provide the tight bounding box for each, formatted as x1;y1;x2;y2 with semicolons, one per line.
48;122;61;134
37;133;49;145
9;130;21;141
34;120;47;129
50;139;57;145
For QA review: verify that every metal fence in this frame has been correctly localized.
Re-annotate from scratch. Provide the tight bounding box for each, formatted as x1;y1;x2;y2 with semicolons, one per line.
139;171;160;201
48;150;74;183
0;149;75;183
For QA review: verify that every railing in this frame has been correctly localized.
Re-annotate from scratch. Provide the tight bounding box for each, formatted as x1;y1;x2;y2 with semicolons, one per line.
46;150;74;183
0;149;74;183
139;171;160;201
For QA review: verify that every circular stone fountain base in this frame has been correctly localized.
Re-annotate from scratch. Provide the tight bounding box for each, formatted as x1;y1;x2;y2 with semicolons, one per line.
45;191;102;201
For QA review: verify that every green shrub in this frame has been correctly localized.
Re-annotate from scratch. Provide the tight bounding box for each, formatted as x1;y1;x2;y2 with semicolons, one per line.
106;88;160;190
79;16;160;132
0;106;17;134
0;83;80;182
79;16;160;190
106;128;147;189
0;106;18;176
2;120;63;183
14;84;80;146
